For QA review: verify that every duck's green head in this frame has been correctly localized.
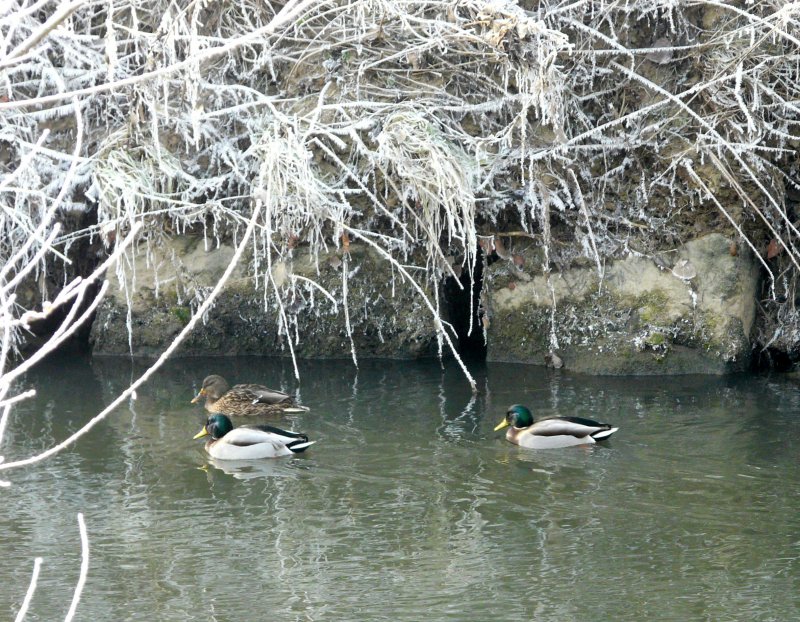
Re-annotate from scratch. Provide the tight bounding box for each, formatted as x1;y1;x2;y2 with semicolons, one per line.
193;414;233;440
494;404;534;431
191;375;229;404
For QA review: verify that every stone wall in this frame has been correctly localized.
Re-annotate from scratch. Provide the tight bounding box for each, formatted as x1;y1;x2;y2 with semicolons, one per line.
90;231;761;375
90;235;442;359
482;234;760;374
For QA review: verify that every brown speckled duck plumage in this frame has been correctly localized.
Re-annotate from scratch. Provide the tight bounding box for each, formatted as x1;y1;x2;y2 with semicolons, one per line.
191;375;309;416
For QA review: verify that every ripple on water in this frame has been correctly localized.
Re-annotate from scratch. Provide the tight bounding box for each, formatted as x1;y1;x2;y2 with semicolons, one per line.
1;360;799;621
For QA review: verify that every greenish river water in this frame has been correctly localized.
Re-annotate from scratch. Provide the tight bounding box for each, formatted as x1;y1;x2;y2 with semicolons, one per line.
2;355;799;621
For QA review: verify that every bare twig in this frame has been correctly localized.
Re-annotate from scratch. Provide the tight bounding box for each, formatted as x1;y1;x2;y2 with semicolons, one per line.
13;557;42;622
64;513;89;622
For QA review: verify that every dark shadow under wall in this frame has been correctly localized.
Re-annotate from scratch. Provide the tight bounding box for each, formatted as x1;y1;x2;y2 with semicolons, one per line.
21;282;100;356
442;253;487;361
18;206;103;357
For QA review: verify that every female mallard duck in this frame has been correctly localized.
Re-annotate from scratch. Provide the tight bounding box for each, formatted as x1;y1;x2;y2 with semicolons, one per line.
494;404;618;449
191;374;309;416
193;414;315;460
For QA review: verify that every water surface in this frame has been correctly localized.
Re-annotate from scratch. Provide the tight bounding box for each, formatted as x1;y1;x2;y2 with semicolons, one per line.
2;355;799;621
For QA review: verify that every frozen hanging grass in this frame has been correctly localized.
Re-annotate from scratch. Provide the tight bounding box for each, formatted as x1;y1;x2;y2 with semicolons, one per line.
0;0;799;378
375;109;479;277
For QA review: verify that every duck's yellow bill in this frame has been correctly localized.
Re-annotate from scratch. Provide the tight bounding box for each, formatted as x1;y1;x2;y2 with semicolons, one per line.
190;389;205;404
494;420;509;432
193;426;209;440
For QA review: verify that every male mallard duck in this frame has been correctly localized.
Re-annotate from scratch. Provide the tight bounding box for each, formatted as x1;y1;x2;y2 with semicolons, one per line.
191;374;309;416
193;414;315;460
494;404;618;449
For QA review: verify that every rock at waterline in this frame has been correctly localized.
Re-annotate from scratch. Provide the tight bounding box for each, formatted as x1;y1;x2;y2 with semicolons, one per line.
89;235;441;359
483;233;759;375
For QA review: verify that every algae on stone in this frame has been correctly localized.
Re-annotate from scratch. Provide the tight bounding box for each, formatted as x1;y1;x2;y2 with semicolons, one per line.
90;235;443;359
483;233;760;375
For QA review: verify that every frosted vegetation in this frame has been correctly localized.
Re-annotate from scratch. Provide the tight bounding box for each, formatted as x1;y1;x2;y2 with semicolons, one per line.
3;0;800;364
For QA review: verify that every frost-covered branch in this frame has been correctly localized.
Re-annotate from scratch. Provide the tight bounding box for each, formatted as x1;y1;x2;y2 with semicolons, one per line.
2;0;800;370
13;557;41;622
11;513;88;622
64;513;90;622
0;204;260;478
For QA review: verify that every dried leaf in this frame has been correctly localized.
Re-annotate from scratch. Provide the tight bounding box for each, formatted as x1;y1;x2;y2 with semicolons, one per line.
494;235;510;259
646;38;674;65
766;238;781;259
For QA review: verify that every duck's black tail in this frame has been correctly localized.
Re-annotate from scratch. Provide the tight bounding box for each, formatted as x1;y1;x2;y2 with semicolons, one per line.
592;427;619;441
287;440;316;453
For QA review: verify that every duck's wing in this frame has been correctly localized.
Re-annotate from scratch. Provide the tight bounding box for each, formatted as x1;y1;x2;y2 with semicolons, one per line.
222;427;290;446
243;424;309;444
234;384;292;405
228;426;315;453
209;430;292;459
530;416;613;438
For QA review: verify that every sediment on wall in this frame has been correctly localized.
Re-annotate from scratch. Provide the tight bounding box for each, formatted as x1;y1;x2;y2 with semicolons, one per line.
89;236;445;360
17;217;791;378
482;233;762;375
30;223;781;377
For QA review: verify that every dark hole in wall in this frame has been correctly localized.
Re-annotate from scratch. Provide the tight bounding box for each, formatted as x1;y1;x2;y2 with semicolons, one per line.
17;207;104;357
442;252;486;360
750;181;800;372
21;280;101;356
752;346;793;372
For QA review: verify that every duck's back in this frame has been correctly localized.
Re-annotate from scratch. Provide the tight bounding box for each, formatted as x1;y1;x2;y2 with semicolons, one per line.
209;383;309;416
531;416;612;437
233;384;293;404
209;427;295;459
511;415;617;448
